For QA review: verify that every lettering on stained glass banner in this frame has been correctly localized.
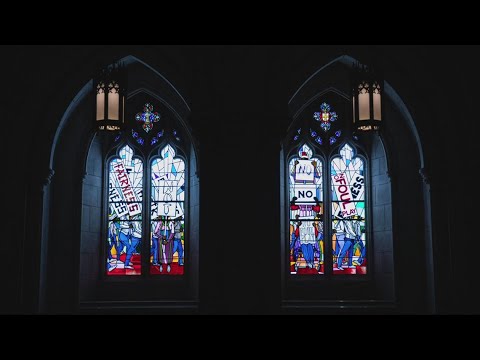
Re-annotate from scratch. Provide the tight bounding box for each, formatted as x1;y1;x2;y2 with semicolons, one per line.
295;159;315;182
154;202;182;218
351;174;364;201
112;161;141;216
294;184;317;202
332;173;356;217
108;184;128;217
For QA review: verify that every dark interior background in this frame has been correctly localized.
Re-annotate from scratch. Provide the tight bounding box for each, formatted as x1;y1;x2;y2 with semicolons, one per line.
2;45;476;314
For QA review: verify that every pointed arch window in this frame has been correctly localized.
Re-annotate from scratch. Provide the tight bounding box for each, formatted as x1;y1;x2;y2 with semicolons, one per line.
75;58;199;306
105;98;190;277
286;98;369;277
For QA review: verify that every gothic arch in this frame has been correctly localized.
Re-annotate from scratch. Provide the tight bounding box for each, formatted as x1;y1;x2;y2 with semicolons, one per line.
25;54;199;313
281;55;433;313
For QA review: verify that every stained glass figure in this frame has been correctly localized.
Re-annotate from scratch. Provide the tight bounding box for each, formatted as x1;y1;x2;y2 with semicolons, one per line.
136;103;161;133
289;144;324;274
331;144;367;275
150;144;185;275
106;145;143;276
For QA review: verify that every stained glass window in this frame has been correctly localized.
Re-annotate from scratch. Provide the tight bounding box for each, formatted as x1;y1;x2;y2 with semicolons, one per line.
289;144;324;274
106;145;143;276
150;144;186;275
287;98;368;277
103;97;190;278
331;144;366;275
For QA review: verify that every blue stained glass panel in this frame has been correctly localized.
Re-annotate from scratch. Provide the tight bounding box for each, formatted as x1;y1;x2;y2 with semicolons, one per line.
331;144;367;275
106;145;143;276
150;144;186;276
288;144;324;275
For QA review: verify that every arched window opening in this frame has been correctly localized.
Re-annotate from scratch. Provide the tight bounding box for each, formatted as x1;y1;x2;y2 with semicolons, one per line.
77;57;199;307
281;58;417;309
102;97;189;278
286;95;370;278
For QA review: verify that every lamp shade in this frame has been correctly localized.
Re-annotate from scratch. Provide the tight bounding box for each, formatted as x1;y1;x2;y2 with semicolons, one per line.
352;64;383;132
95;64;126;131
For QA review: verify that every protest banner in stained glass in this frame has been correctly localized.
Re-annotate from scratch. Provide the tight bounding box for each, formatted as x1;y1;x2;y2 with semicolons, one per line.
289;144;324;275
331;144;367;275
106;145;143;276
150;144;185;275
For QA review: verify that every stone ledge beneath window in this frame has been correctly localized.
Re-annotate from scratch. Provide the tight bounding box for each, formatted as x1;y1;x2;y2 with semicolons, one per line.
281;300;399;314
79;300;199;314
